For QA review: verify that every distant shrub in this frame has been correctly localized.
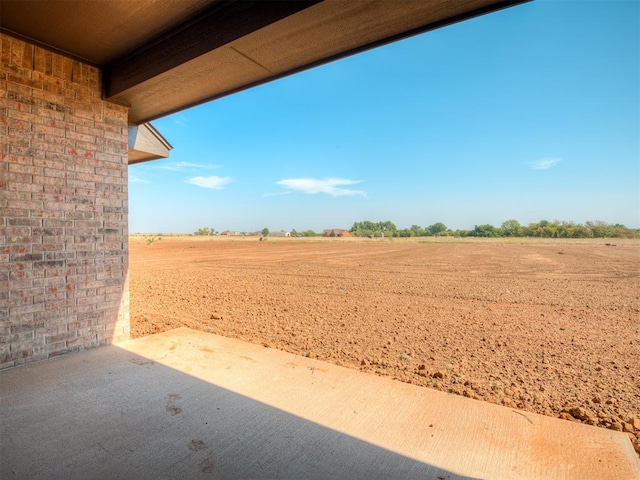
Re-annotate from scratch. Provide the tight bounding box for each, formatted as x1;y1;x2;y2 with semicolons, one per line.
144;235;161;246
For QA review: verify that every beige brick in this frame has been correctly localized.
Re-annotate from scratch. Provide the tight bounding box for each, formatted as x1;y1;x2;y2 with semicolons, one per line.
8;163;42;175
2;33;129;366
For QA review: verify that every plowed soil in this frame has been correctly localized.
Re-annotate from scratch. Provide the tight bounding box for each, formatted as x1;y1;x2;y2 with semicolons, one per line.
130;236;640;448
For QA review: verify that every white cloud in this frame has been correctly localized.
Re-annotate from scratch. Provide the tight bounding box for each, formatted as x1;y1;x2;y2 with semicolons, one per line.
156;161;219;171
263;191;293;198
129;175;150;184
276;177;365;197
186;176;232;189
527;157;562;170
172;113;188;126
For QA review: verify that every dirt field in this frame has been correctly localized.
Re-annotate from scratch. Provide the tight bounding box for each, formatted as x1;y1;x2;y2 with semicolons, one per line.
130;236;640;450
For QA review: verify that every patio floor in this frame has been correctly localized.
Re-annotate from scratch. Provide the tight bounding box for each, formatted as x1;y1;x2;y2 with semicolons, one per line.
1;327;638;479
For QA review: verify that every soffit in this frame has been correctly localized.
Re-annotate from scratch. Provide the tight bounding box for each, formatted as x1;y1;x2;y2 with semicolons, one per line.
0;0;214;65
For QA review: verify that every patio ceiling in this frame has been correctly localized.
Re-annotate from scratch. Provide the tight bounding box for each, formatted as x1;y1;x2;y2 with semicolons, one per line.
1;0;527;125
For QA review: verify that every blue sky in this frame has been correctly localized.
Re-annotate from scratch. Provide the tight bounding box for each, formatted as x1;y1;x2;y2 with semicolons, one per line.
129;0;639;234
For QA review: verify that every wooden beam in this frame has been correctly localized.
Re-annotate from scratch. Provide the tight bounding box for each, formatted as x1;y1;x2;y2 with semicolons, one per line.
104;0;322;98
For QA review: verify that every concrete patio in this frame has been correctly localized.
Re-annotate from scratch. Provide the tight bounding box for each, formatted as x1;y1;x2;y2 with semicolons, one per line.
1;327;638;479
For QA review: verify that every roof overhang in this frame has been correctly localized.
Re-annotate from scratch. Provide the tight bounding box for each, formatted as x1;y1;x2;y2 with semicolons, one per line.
128;123;173;164
1;0;528;164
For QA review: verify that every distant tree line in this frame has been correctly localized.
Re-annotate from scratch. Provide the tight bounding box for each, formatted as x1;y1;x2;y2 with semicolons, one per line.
349;219;639;239
191;220;638;239
194;227;216;236
290;229;321;237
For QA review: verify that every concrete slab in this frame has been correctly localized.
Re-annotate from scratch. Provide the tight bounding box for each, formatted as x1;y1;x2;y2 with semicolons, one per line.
1;327;638;479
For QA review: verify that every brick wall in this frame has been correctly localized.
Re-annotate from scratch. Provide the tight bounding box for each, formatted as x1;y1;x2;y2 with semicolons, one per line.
0;33;130;369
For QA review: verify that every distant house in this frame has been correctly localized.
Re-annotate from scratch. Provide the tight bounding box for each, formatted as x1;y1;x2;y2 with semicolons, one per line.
269;231;290;238
220;230;243;236
323;229;352;237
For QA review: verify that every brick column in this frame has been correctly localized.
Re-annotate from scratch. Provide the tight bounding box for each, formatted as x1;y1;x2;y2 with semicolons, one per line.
0;33;130;368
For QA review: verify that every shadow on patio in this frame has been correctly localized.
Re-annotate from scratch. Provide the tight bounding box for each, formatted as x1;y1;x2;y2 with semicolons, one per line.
1;328;638;479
